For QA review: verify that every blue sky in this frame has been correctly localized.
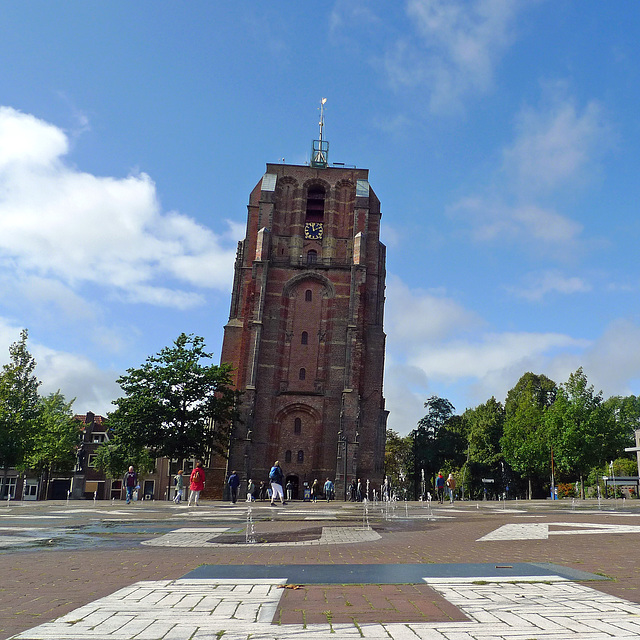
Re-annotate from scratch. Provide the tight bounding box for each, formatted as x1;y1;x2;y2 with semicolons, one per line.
2;1;640;435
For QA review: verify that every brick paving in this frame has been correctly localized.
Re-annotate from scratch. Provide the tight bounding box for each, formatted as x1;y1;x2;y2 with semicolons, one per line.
2;499;640;639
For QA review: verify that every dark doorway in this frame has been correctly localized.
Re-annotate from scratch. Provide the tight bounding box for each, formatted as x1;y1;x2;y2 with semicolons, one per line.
285;475;299;500
50;479;71;500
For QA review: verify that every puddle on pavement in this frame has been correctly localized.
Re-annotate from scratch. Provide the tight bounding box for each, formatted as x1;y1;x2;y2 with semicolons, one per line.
0;520;181;553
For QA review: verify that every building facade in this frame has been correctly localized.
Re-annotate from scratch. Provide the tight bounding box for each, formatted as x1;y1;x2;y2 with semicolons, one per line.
220;155;387;499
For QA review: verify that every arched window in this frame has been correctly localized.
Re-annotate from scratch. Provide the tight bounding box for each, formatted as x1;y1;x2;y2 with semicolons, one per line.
301;331;308;345
285;450;292;463
307;250;317;265
294;418;301;434
297;450;304;463
305;186;325;222
299;368;306;381
305;289;312;302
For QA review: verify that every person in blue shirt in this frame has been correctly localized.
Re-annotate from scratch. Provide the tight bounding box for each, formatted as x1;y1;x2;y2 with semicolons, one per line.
324;478;334;502
269;461;286;506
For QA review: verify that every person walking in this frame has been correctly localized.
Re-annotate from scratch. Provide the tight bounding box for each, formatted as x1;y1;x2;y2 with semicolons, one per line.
173;470;184;503
446;473;456;504
286;479;293;501
188;461;205;506
124;466;136;504
324;478;334;502
311;479;319;503
246;478;255;502
259;480;267;501
269;460;286;506
228;470;240;504
436;472;445;504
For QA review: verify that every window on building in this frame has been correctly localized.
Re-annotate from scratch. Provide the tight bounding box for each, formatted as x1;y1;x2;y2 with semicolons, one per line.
307;250;317;265
92;432;107;444
88;454;98;468
299;368;306;381
297;450;304;463
0;478;17;499
305;289;312;302
294;417;301;434
285;450;292;463
301;331;308;345
305;186;325;222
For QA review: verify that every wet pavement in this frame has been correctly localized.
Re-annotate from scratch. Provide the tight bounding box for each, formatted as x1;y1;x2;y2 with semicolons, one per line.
2;497;640;639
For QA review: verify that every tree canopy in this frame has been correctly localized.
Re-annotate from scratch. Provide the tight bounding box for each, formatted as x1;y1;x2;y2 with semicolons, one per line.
105;333;239;463
0;330;41;475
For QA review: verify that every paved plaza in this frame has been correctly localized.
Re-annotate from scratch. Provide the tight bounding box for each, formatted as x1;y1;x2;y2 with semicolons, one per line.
2;497;640;639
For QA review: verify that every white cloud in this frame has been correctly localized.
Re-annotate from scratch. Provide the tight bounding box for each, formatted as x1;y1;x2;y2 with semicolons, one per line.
503;93;610;195
385;275;640;431
385;0;521;112
385;274;481;344
552;319;640;400
452;197;583;247
511;270;592;302
34;345;121;416
0;318;118;416
0;107;240;309
408;331;588;381
384;360;431;433
449;87;610;255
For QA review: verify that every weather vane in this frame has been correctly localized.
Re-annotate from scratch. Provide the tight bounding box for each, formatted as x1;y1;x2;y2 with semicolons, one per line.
318;97;327;144
311;98;329;168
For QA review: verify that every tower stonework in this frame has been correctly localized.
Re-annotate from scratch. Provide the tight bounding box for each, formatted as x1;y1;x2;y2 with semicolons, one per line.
220;161;387;499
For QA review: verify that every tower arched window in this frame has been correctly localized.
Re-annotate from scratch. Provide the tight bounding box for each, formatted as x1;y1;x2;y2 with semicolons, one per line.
285;450;292;463
297;450;304;463
299;368;306;381
305;186;325;222
307;250;317;265
294;417;301;434
305;289;312;302
301;331;308;345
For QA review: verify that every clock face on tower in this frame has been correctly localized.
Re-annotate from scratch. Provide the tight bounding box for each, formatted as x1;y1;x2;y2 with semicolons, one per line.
304;222;323;240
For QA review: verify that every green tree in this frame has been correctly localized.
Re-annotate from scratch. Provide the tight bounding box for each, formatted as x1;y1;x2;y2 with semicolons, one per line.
546;368;625;498
93;437;155;480
411;396;462;494
25;391;81;498
501;372;556;499
384;429;414;496
0;330;41;491
463;397;505;497
108;333;238;462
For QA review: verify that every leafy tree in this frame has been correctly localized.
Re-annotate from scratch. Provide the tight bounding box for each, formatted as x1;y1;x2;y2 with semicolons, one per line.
465;397;504;469
604;395;640;446
501;372;556;498
93;437;155;480
417;396;455;437
25;391;81;496
108;333;239;462
463;397;505;497
0;330;41;487
384;429;414;496
546;368;625;498
411;396;460;494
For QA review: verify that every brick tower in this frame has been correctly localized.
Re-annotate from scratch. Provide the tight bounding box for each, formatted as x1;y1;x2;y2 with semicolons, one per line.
220;125;387;500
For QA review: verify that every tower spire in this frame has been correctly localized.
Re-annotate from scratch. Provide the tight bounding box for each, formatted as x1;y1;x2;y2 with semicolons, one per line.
311;98;329;168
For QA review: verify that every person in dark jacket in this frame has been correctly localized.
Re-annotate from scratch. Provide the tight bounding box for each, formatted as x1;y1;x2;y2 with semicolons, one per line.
124;466;136;504
228;470;240;504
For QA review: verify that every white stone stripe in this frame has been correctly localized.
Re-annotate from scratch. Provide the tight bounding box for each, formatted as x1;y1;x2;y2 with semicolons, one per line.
11;577;640;640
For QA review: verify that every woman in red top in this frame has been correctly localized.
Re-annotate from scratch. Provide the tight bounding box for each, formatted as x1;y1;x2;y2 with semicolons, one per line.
187;461;205;506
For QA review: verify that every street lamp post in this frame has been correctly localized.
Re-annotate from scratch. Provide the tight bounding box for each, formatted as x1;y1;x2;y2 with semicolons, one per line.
337;430;359;501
